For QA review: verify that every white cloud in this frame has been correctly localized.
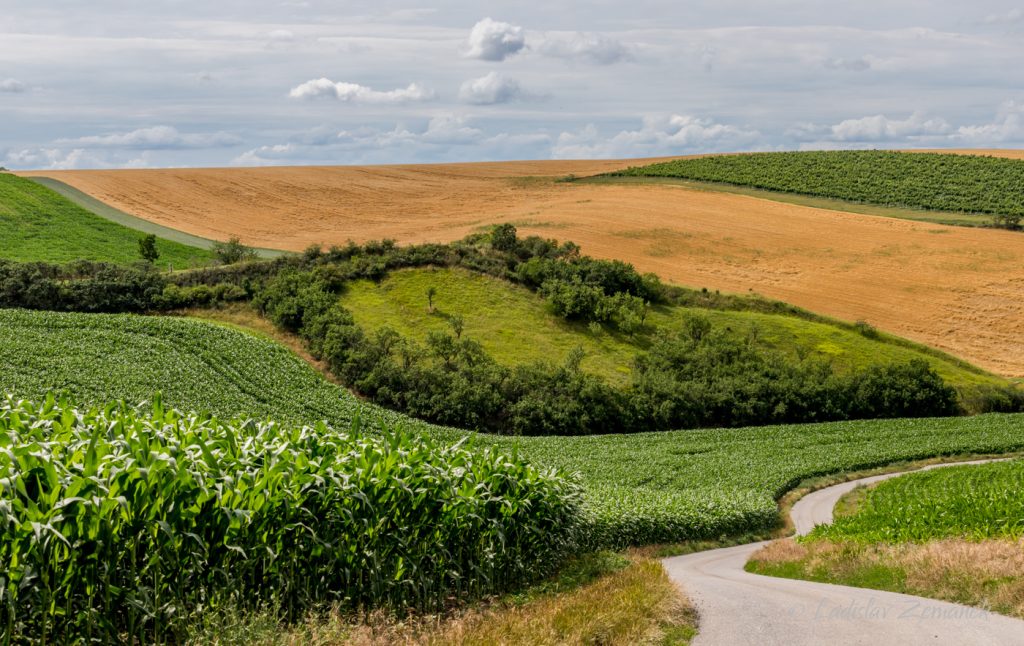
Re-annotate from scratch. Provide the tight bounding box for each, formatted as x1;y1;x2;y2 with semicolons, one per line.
553;114;761;158
458;72;526;105
57;126;241;149
463;18;526;61
791;112;953;143
955;100;1024;143
4;148;90;170
0;78;26;93
829;112;952;141
288;78;435;103
535;32;633;65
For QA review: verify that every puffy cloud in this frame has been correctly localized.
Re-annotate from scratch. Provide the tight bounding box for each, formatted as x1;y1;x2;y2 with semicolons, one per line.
458;72;526;105
0;78;26;93
535;32;633;65
954;101;1024;143
790;102;1024;147
463;18;526;61
790;112;952;143
829;112;952;141
288;78;435;103
4;148;94;170
553;114;761;158
56;126;241;149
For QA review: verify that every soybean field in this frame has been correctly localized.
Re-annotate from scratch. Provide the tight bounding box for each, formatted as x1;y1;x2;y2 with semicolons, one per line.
810;458;1024;543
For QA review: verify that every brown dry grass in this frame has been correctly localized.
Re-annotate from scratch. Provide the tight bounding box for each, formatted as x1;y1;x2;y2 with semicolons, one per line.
196;555;695;646
22;150;1024;376
750;538;1024;618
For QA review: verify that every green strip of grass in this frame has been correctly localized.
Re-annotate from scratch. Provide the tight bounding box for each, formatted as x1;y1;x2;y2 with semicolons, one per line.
0;173;215;265
27;176;288;259
581;175;989;228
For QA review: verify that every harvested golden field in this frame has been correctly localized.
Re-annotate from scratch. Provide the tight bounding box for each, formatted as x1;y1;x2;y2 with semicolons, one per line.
907;148;1024;160
22;152;1024;377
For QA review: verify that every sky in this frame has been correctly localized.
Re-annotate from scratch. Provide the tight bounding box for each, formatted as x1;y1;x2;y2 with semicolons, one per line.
1;1;1023;169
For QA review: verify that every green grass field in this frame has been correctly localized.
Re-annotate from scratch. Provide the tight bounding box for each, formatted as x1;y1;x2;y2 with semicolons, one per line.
4;308;1024;548
0;173;214;265
340;267;1008;395
811;459;1024;542
608;150;1024;226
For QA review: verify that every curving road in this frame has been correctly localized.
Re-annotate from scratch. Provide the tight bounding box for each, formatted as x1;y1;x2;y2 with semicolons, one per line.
663;459;1024;645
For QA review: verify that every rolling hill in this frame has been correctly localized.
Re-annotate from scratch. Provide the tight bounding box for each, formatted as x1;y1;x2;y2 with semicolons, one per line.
20;151;1024;378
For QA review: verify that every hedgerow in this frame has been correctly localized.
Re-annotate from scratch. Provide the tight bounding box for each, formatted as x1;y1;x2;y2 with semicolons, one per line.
0;395;580;643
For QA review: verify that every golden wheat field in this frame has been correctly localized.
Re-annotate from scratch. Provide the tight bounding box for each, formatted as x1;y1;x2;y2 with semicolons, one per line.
22;150;1024;377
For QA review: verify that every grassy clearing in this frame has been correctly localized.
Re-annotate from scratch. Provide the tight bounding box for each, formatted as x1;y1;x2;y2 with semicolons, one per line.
4;308;1024;548
340;266;1008;394
609;150;1024;226
194;552;696;645
748;538;1024;619
0;173;214;265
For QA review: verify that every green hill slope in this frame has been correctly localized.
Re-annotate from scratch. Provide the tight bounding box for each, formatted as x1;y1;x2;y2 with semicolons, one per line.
0;173;214;265
341;266;1008;397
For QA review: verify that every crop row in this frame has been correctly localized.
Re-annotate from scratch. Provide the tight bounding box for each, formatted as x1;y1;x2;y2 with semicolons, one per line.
612;151;1024;218
810;458;1024;543
0;395;579;643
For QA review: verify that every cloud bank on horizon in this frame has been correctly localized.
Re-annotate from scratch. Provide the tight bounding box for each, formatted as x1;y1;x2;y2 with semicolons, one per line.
1;1;1023;169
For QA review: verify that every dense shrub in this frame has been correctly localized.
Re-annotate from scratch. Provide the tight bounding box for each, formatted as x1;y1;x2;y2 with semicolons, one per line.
0;395;581;643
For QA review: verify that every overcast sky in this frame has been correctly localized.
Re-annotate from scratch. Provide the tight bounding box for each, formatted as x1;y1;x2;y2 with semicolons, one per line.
1;1;1023;169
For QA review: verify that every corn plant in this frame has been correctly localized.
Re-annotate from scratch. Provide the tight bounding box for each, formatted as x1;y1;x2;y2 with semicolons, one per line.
0;394;581;644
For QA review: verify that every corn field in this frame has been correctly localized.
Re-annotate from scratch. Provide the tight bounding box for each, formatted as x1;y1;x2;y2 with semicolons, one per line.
0;395;580;643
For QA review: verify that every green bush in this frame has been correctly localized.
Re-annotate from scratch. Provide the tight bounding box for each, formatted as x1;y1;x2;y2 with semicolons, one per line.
0;395;581;643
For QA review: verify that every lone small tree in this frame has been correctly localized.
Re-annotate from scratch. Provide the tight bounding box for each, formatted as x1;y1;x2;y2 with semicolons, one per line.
138;234;159;263
426;286;438;312
449;314;464;339
213;236;258;265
